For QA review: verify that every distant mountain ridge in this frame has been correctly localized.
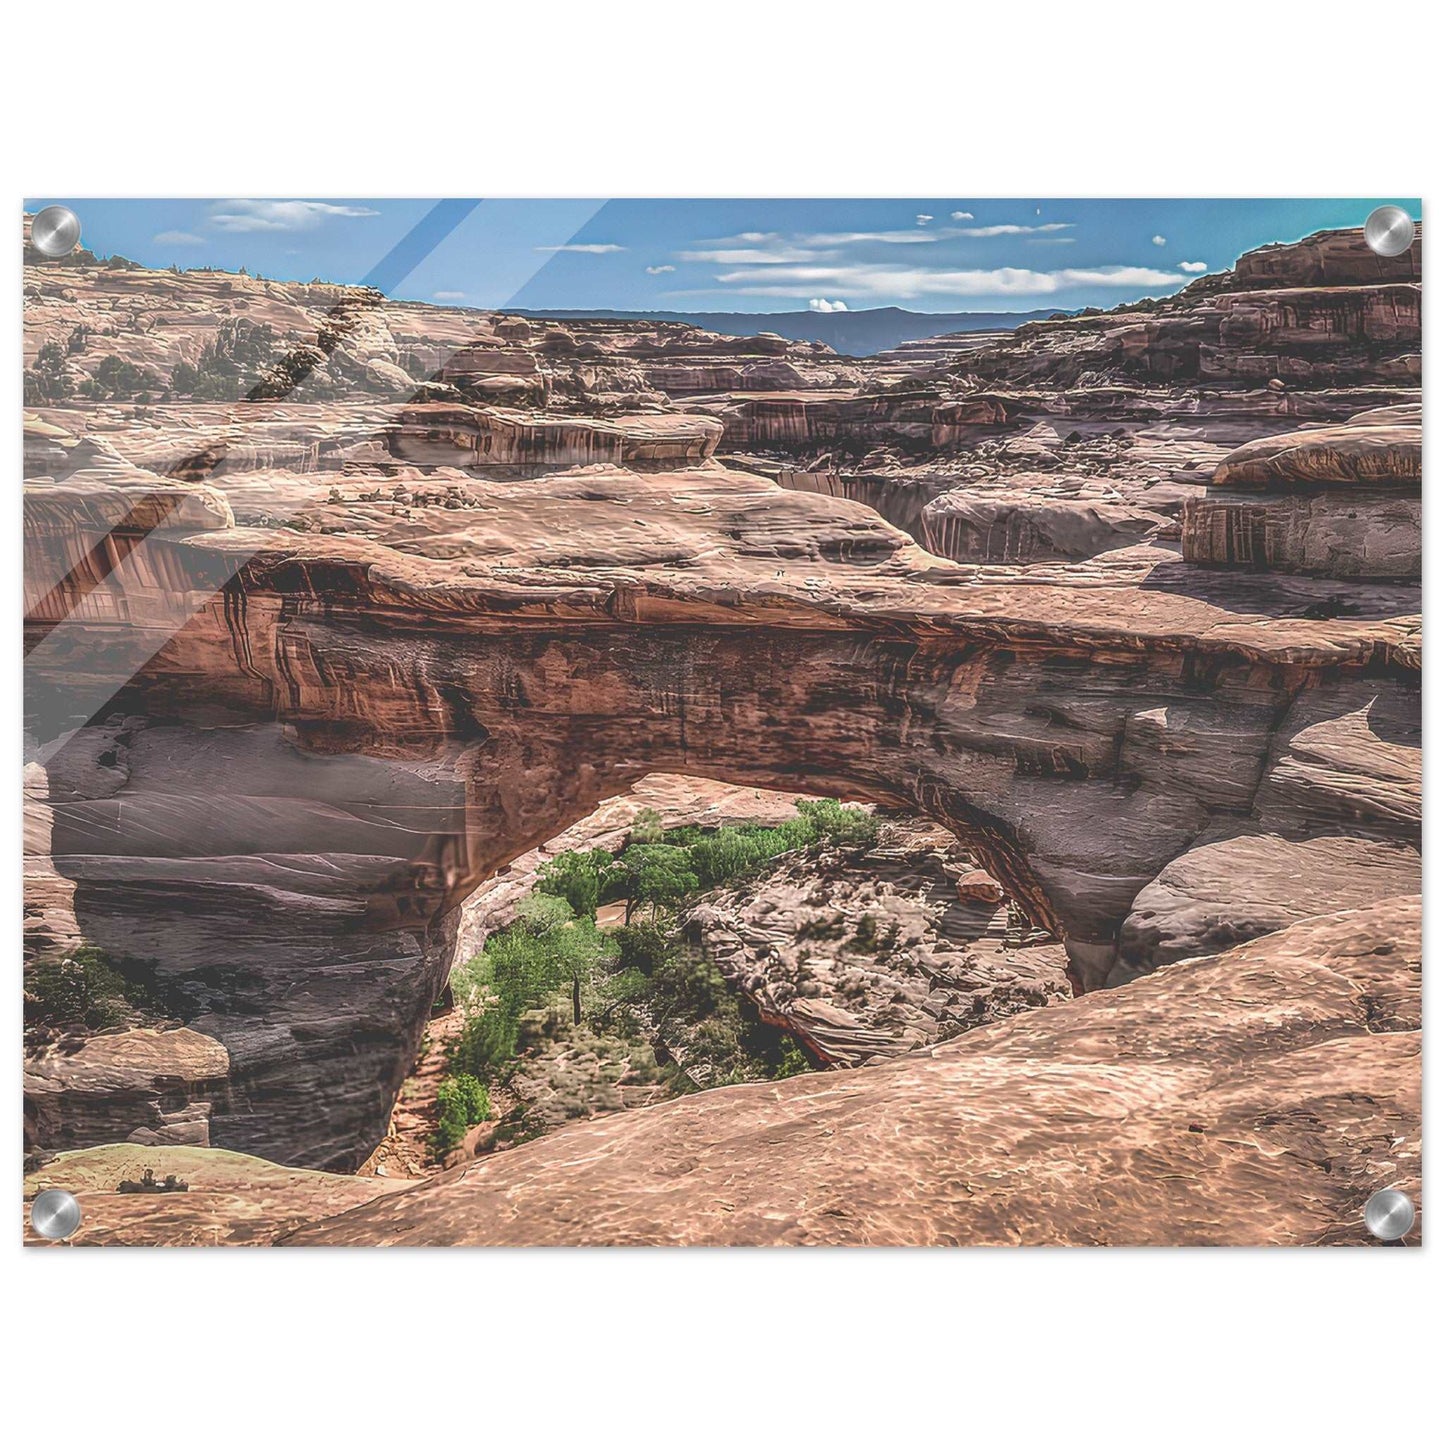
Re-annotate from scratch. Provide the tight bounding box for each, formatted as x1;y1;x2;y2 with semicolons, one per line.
511;305;1068;357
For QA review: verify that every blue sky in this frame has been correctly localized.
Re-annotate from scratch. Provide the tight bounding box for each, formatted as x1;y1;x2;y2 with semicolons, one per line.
29;198;1420;314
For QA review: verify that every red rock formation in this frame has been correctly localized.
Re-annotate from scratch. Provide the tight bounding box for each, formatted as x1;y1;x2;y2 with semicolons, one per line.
21;225;1422;1179
272;899;1420;1247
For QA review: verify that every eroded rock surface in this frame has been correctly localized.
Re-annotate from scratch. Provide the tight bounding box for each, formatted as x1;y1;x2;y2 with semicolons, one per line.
24;1144;403;1247
685;818;1069;1064
22;224;1421;1176
276;899;1421;1246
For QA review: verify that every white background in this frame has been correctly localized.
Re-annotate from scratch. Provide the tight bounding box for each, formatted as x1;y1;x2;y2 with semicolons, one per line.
4;3;1437;1439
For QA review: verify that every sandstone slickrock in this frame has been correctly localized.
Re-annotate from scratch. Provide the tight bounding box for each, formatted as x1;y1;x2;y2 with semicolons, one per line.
24;1143;404;1246
25;1028;231;1152
1182;413;1422;579
1209;423;1421;490
274;899;1421;1247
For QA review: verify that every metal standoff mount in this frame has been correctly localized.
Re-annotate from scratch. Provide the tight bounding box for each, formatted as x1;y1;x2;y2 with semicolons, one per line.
29;1188;82;1241
1363;205;1415;257
1363;1187;1415;1242
29;205;82;258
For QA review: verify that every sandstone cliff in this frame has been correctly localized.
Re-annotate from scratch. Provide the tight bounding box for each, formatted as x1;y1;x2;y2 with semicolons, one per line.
23;224;1421;1209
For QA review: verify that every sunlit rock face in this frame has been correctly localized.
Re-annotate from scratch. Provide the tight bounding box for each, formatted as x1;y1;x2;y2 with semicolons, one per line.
1182;414;1422;580
24;458;1420;1167
22;224;1421;1175
277;898;1421;1247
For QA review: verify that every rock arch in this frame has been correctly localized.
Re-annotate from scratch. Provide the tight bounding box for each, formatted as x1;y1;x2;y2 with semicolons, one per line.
25;463;1420;1168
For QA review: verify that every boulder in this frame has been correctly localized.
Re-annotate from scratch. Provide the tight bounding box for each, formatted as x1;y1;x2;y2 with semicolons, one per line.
1210;423;1421;490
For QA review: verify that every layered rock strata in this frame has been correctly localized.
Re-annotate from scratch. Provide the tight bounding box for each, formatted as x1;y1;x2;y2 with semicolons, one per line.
1182;413;1422;579
22;224;1422;1179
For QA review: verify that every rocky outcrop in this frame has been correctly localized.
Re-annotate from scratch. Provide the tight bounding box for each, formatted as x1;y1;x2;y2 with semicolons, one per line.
1227;225;1421;290
684;819;1070;1065
1210;422;1421;489
920;480;1170;564
22;227;1422;1178
25;1028;231;1152
1182;414;1422;579
24;1143;404;1247
389;403;722;471
275;899;1421;1246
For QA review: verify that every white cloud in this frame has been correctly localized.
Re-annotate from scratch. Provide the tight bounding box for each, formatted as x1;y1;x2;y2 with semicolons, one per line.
1152;234;1167;246
645;264;676;274
678;246;820;264
955;223;1074;237
433;290;466;300
208;200;379;233
1178;260;1208;272
798;229;940;246
713;262;1186;300
681;223;1076;267
535;243;626;254
950;211;974;221
153;230;206;245
809;297;849;312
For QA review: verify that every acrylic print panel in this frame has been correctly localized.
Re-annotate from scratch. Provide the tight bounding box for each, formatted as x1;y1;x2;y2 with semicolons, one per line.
21;198;1421;1248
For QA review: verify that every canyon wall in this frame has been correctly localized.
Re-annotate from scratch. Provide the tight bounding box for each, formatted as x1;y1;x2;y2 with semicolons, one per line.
23;223;1421;1178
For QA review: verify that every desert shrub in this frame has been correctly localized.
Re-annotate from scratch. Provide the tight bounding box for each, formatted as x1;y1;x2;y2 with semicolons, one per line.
795;797;879;849
24;946;154;1033
536;847;613;920
77;353;163;401
23;342;73;404
669;800;875;891
848;914;880;953
629;807;665;844
771;1037;812;1079
432;1072;491;1157
796;915;846;942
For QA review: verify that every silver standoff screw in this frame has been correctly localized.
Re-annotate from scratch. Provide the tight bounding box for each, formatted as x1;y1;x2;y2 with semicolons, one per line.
30;205;82;258
1363;1187;1415;1242
29;1188;83;1241
1363;205;1416;258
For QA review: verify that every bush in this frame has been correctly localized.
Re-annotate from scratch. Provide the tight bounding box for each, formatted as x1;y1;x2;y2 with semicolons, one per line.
23;341;73;404
630;807;665;844
772;1037;812;1079
24;946;154;1034
77;353;164;401
795;797;879;849
536;847;612;920
432;1072;490;1157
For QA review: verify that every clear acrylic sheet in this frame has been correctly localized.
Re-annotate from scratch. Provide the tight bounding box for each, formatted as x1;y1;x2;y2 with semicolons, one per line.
21;198;1422;1247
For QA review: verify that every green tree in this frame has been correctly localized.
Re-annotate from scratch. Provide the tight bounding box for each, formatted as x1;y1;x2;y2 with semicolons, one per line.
536;847;612;920
432;1073;490;1157
610;843;699;924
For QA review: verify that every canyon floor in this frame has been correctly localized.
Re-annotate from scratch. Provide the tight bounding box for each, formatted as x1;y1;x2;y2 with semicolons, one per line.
23;220;1421;1245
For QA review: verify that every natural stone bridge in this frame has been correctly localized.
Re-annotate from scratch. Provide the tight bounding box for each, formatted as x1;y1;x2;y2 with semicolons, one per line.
24;459;1419;1169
